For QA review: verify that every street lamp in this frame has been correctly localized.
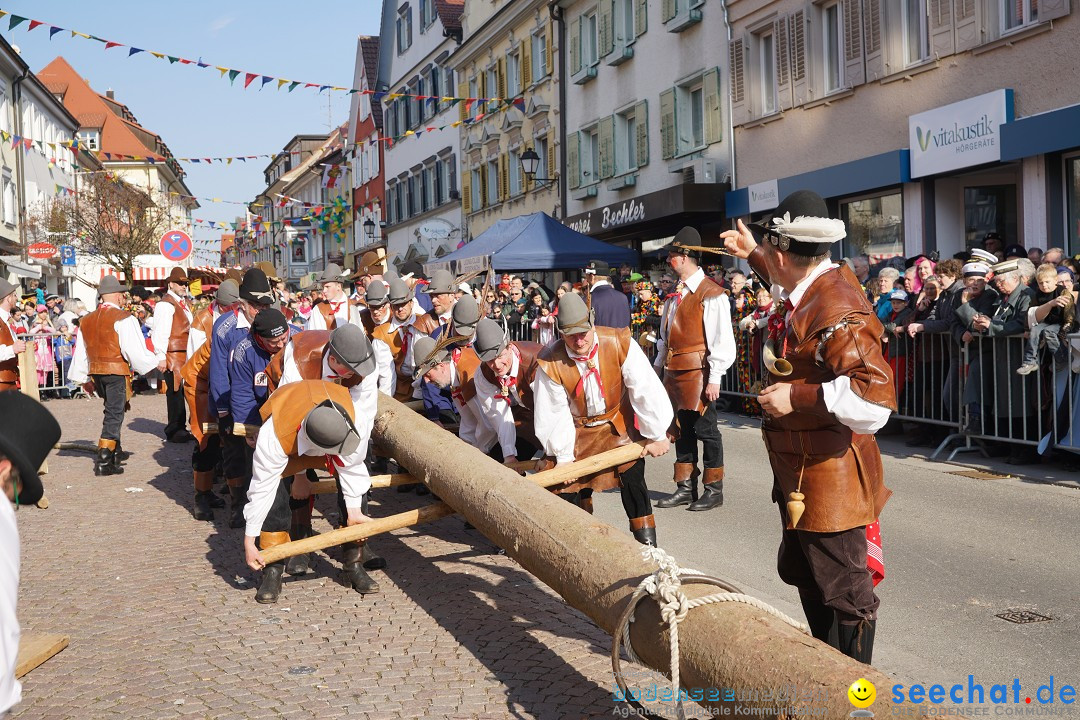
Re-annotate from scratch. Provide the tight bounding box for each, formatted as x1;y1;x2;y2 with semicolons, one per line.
519;147;558;188
363;217;377;243
273;246;282;268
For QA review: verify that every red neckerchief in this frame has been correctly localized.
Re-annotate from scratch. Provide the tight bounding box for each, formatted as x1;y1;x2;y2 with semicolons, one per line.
324;453;343;476
495;344;521;403
767;299;796;356
568;338;604;398
398;323;411;358
674;280;686;306
329;300;344;315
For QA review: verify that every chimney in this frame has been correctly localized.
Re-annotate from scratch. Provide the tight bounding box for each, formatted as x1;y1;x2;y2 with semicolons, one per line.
106;88;115;100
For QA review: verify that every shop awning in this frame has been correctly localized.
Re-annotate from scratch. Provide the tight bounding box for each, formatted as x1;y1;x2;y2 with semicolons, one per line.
100;265;232;282
0;255;42;279
1000;102;1080;161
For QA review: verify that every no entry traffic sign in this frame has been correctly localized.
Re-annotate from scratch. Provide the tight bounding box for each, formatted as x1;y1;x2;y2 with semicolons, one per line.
159;229;192;262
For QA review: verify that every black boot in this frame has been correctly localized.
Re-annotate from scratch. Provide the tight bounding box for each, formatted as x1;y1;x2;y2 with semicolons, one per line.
114;443;131;462
340;543;380;594
361;543;387;570
94;447;123;476
207;492;225;508
193;491;215;521
255;563;285;604
632;527;657;546
799;592;839;649
229;486;247;529
688;469;724;511
656;463;698;508
838;619;876;664
630;515;657;546
284;525;312;576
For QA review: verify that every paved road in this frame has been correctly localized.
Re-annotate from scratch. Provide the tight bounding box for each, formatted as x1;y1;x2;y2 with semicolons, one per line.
11;395;1079;718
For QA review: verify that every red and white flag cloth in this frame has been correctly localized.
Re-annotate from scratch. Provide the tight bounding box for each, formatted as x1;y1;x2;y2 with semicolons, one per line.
866;520;884;587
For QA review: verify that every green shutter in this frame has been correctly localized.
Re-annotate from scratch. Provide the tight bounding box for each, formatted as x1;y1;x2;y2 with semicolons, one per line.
703;67;722;145
569;16;582;75
599;116;615;179
635;100;649;168
567;132;581;190
599;0;615;57
662;0;676;23
635;0;648;36
659;88;675;159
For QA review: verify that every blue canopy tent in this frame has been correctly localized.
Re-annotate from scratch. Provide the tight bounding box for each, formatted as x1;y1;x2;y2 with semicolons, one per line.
424;212;637;273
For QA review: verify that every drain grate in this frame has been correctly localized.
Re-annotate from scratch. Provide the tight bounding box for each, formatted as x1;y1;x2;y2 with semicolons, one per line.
288;666;316;675
948;469;1012;480
996;609;1051;624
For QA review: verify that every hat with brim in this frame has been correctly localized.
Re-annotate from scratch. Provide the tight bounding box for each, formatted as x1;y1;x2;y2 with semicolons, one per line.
365;279;390;307
0;390;61;506
239;268;275;306
216;279;240;306
451;294;480;337
255;261;282;281
747;189;846;257
328;324;378;379
399;261;426;282
424;269;456;295
386;276;414;305
990;259;1019;275
0;278;16;301
969;248;998;264
556;293;593;335
1003;244;1027;260
584;260;610;276
962;262;991;278
666;227;704;260
889;289;909;301
98;275;130;295
317;263;348;287
166;266;190;285
473;318;509;363
412;335;449;380
302;401;360;457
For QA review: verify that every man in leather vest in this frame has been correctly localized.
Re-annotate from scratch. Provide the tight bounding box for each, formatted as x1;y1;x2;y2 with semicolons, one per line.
371;276;438;401
654;228;737;512
181;279;239;520
243;380;377;604
306;264;358;331
0;279;27;392
68;276;163;475
471;318;542;465
533;294;673;545
722;189;896;665
151;266;195;442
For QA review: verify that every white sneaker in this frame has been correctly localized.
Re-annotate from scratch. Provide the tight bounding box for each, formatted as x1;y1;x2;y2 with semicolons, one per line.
1016;362;1038;376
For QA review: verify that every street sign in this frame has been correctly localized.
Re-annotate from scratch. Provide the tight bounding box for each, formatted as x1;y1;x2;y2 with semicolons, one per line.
159;229;192;262
59;245;76;266
27;242;58;260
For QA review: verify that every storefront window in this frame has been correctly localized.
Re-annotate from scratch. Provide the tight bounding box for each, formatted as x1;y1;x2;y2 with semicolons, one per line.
1066;156;1080;256
963;185;1017;252
839;192;903;264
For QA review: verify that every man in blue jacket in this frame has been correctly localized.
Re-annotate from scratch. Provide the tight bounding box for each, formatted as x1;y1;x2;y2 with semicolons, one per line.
584;260;631;329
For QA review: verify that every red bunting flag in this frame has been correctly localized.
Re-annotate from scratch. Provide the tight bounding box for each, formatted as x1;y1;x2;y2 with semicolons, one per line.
243;72;257;89
104;41;122;49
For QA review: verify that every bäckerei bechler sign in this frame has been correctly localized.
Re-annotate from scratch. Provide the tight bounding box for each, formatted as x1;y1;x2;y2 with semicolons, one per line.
908;89;1014;179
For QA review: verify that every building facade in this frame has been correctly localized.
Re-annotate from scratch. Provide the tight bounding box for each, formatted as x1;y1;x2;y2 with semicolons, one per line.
453;0;562;239
558;0;733;252
723;0;1078;261
348;35;388;263
377;0;465;273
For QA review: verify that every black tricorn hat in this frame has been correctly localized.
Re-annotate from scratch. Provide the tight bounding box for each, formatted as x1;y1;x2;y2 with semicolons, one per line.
0;390;61;505
747;189;845;257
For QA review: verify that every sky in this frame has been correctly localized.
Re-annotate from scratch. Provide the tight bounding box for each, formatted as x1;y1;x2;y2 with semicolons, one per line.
0;0;382;266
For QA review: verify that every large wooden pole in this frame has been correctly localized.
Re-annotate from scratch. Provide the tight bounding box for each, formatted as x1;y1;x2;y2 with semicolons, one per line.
370;393;922;718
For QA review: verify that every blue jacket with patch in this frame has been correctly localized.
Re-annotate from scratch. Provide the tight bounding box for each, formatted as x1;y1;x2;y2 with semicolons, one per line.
228;332;274;431
209;310;249;417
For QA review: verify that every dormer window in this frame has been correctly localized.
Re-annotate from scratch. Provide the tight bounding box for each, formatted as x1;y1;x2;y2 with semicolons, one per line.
77;129;101;151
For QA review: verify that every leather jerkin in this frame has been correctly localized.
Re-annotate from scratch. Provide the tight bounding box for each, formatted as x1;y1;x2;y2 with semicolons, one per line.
259;380;356;478
478;341;542;450
159;294;191;379
264;330;363;394
662;277;725;414
0;320;17;386
80;306;133;376
180;306;216;446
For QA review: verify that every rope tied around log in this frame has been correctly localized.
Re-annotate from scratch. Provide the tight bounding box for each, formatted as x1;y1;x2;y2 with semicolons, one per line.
612;546;809;720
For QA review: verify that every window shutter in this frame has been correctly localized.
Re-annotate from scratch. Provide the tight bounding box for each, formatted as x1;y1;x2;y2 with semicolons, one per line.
863;0;884;80
953;0;981;51
1040;0;1070;21
775;18;793;110
462;171;472;213
497;57;507;100
547;130;557;186
479;164;488;209
522;39;533;88
599;0;615;57
703;67;722;145
729;38;748;125
458;80;469;121
546;21;555;75
635;100;649;167
789;11;808;106
659;88;676;159
567;132;581;189
929;0;955;58
499;154;510;200
842;0;865;87
569;17;582;75
662;0;676;23
599;116;615;178
636;0;648;36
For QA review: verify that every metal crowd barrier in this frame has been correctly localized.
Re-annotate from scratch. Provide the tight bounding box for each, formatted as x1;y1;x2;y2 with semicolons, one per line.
16;330;79;396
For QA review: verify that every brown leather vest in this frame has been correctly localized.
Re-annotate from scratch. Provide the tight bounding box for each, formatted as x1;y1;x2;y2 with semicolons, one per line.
180;305;217;444
266;330;362;393
478;341;541;411
662;276;725;412
259;380;355;477
452;345;481;404
358;307;377;335
373;317;436;400
160;294;191;373
535;327;636;492
0;320;17;384
316;301;339;330
81;305;133;376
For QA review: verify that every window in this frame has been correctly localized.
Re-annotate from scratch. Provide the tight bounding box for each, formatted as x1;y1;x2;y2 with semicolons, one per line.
1004;0;1039;30
507;52;521;97
416;76;428;122
486;159;499;205
839;192;903;264
509;150;523;196
614;105;644;174
1;170;12;226
470;167;483;210
902;0;929;65
485;67;499;101
468;75;479;117
614;0;639;47
759;31;777;115
0;81;8;135
396;6;413;54
406;176;418;217
535;136;549;182
441;158;453;204
1066;155;1080;256
420;0;435;30
422;166;435;211
77;129;101;151
675;81;705;154
443;68;455;109
582;126;600;185
429;66;441;113
531;31;548;81
582;11;599;66
822;2;843;93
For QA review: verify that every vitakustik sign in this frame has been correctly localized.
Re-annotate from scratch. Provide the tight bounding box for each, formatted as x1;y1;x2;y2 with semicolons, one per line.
908;89;1014;178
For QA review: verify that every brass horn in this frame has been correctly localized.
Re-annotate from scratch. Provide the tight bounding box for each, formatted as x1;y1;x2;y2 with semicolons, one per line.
762;337;793;377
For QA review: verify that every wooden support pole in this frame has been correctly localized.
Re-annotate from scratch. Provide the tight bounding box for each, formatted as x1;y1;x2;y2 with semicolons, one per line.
306;459;537;495
261;443;646;564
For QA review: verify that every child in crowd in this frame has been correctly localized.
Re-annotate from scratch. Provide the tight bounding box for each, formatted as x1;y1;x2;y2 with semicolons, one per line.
1017;263;1076;375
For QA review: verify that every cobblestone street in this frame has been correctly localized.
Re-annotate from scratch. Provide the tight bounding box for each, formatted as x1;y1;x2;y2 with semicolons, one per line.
12;394;626;719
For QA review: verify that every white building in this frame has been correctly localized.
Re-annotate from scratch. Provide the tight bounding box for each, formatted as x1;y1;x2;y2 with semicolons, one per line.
377;0;466;272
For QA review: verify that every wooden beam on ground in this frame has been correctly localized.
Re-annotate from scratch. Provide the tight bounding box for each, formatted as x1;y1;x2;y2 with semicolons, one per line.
308;459;537;495
16;633;68;678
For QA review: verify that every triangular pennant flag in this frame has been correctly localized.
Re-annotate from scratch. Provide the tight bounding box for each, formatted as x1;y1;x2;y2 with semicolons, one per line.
287;81;299;92
167;56;179;64
104;41;122;50
28;20;44;31
226;158;233;165
178;58;192;65
128;47;144;56
71;31;92;39
196;62;209;68
277;78;289;90
319;85;330;93
8;15;27;30
260;75;273;89
0;12;8;20
49;26;62;39
243;73;257;89
216;66;229;77
150;51;165;59
228;69;241;84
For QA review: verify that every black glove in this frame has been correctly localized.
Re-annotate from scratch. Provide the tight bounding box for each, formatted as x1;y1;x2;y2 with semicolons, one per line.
217;414;234;438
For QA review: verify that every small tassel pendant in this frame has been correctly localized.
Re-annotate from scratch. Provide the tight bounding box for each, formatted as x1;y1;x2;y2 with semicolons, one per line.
787;491;806;528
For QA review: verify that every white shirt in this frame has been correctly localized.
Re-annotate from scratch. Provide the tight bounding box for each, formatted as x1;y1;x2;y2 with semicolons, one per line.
389;314;426;397
473;348;526;459
150;290;192;360
245;399;374;537
68;303;159;383
654;268;737;380
533;334;673;464
775;259;892;435
0;500;21;713
186;303;223;357
447;360;498;452
279;341;395;398
304;295;357;331
0;308;15;363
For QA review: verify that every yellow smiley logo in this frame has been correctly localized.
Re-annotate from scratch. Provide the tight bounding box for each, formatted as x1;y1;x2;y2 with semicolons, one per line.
848;678;876;709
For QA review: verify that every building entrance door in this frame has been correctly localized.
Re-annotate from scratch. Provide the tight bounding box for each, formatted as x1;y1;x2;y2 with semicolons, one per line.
963;184;1018;253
